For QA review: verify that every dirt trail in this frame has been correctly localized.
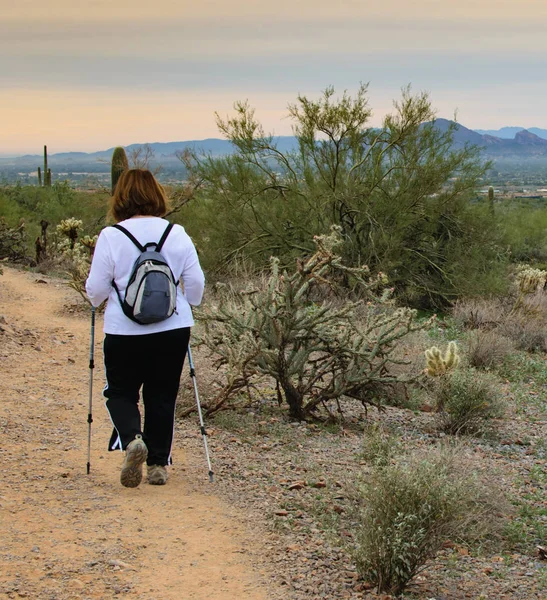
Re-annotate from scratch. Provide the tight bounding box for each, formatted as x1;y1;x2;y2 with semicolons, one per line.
0;267;272;600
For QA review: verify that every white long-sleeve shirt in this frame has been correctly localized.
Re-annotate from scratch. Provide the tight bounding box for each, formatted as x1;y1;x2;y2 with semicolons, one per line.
86;217;205;335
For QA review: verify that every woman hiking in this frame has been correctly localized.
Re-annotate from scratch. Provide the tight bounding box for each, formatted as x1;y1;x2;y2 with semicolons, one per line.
86;168;205;488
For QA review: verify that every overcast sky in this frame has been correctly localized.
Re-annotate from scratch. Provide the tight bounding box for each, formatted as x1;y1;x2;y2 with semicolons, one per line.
2;0;546;153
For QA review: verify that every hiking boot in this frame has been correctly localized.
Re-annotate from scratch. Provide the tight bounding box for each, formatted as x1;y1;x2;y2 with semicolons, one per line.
147;464;168;486
120;435;148;488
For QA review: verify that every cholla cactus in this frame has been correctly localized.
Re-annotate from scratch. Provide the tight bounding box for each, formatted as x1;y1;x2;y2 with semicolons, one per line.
81;234;98;256
198;226;434;420
65;244;92;304
425;341;460;377
515;266;547;295
512;265;547;316
55;219;93;304
57;218;83;250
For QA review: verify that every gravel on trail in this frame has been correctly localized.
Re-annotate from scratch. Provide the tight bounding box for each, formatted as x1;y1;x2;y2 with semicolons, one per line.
0;267;275;600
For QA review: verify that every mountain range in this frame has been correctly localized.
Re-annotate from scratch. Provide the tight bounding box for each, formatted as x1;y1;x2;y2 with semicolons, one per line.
430;119;547;157
2;120;547;178
474;126;547;140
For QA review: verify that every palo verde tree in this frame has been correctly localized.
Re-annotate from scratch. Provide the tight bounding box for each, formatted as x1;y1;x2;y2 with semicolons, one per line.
184;85;503;308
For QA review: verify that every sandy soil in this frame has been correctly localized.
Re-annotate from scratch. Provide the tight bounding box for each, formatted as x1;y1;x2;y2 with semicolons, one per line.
0;266;273;600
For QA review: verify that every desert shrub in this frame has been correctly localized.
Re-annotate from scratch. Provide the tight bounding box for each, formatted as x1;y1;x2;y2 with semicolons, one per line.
0;217;27;263
498;317;547;353
360;423;402;467
432;368;505;434
497;201;547;263
465;329;514;370
451;297;507;330
197;228;434;420
30;218;97;304
493;267;547;352
0;184;108;259
452;270;547;355
348;448;505;595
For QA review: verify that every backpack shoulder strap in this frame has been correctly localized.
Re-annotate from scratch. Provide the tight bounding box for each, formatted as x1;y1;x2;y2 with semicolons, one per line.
112;224;145;252
155;223;174;253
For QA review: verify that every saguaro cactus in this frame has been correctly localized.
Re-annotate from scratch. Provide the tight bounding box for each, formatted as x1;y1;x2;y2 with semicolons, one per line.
43;145;51;187
488;186;494;214
111;146;128;194
40;219;49;255
37;166;42;186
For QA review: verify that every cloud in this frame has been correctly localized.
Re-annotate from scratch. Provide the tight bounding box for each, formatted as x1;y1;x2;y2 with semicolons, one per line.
2;16;546;59
1;50;545;93
4;0;547;22
2;0;547;152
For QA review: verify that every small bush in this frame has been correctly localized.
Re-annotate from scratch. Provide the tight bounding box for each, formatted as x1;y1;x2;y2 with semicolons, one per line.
349;448;505;595
360;423;401;467
432;368;505;435
0;217;27;262
498;317;547;354
452;297;507;331
465;330;514;370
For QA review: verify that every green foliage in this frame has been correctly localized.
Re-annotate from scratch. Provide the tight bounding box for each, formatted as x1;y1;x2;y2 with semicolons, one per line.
0;183;108;257
184;84;504;308
197;228;433;420
497;201;547;264
432;368;505;434
348;448;505;595
111;146;128;194
0;217;27;262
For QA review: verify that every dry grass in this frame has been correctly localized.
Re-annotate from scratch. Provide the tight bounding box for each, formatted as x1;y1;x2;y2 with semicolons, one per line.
465;329;514;370
453;295;547;354
498;317;547;353
452;297;507;330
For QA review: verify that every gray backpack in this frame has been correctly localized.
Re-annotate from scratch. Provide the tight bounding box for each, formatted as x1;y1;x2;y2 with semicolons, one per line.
112;223;177;324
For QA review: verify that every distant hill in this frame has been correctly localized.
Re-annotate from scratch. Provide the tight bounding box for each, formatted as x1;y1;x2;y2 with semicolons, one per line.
17;122;547;162
12;137;299;163
2;123;547;184
429;119;486;146
474;126;547;140
433;119;547;156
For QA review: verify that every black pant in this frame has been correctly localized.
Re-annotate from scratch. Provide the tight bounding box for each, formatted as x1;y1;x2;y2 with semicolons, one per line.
103;327;191;466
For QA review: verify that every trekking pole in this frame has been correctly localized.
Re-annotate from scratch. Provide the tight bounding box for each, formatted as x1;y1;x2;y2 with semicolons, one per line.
187;344;214;483
87;306;96;474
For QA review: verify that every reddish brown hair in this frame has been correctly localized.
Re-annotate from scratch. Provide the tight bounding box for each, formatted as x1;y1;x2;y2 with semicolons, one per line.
109;169;169;222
